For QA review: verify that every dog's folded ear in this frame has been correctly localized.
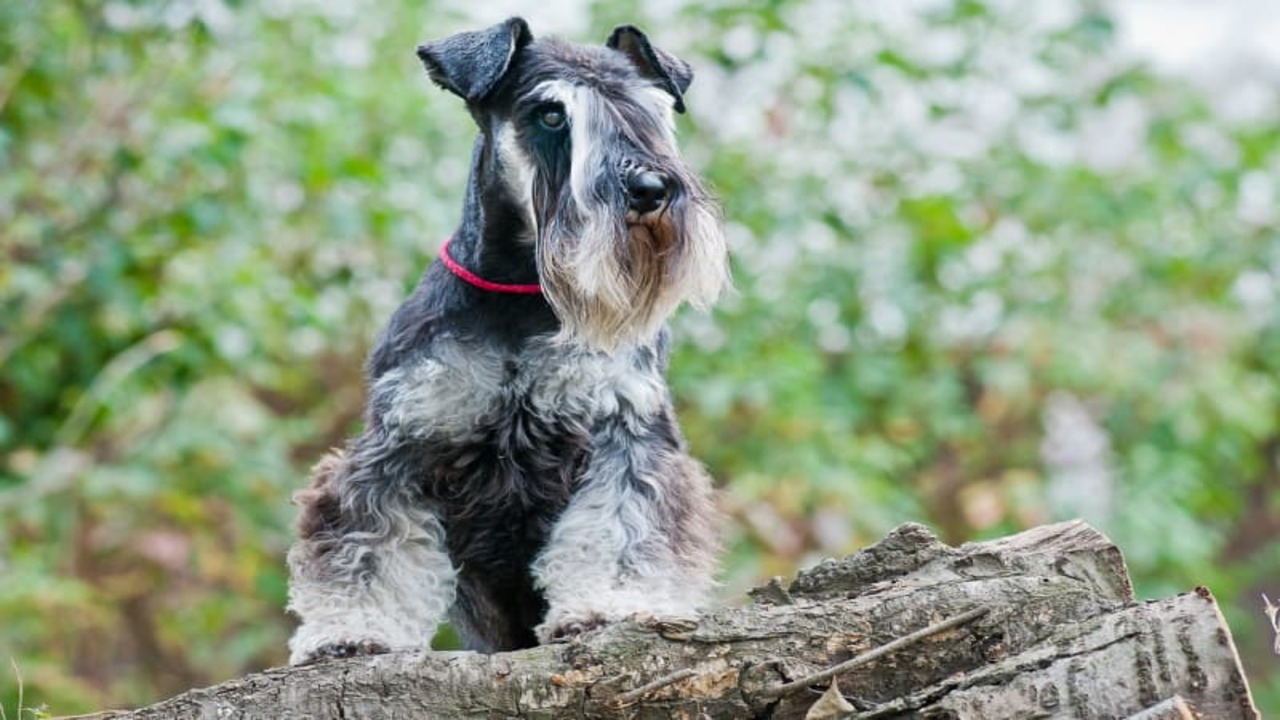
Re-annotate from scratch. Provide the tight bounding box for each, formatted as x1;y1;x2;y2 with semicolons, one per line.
606;25;693;114
417;17;533;104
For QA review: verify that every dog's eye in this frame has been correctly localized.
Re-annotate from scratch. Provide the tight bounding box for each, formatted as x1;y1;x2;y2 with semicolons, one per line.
538;107;566;131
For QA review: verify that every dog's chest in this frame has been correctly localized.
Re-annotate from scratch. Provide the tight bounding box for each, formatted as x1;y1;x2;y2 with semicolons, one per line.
375;336;666;462
375;338;666;563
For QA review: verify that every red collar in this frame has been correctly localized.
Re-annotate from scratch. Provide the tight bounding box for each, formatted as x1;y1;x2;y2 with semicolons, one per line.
438;237;543;295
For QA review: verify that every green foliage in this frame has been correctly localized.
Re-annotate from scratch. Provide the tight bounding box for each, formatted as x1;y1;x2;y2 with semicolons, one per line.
2;0;1278;713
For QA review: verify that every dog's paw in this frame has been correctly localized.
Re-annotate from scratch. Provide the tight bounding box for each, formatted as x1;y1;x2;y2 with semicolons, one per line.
537;611;612;644
297;640;390;664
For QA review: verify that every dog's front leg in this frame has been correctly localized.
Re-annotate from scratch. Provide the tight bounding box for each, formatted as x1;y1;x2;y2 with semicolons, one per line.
531;413;718;642
286;440;456;664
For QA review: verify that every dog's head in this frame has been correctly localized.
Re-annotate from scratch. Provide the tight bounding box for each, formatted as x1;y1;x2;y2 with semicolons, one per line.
417;18;729;351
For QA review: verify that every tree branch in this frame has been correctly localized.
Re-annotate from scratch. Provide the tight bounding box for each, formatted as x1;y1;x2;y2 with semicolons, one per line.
66;521;1259;720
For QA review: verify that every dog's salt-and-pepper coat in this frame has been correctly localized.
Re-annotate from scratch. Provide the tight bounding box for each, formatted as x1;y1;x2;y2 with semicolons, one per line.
286;17;729;664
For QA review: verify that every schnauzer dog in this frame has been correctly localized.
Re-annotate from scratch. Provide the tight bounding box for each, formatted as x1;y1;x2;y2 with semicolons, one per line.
286;17;729;664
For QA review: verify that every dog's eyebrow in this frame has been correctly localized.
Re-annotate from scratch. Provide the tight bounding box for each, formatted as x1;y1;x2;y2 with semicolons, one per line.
516;88;553;105
519;80;579;107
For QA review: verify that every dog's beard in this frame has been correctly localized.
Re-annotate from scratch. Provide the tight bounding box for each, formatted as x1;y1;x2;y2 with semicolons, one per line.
535;186;728;353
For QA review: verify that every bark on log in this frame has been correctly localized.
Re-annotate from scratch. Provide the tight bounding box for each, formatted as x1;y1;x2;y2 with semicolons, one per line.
68;520;1259;719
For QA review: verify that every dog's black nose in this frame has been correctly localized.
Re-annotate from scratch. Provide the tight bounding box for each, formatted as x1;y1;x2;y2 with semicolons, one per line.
626;171;669;215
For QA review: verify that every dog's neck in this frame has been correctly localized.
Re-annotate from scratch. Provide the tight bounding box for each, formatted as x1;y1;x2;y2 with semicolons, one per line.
419;132;562;350
447;133;542;289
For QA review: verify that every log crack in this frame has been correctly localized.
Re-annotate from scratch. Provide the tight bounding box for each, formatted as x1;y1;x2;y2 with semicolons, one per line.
854;629;1146;718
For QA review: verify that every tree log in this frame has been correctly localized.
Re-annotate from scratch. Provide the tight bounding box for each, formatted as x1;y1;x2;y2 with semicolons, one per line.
68;521;1259;719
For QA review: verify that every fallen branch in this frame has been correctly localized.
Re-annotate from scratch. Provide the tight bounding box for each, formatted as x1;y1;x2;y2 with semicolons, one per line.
758;606;990;701
68;520;1259;719
608;668;699;708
